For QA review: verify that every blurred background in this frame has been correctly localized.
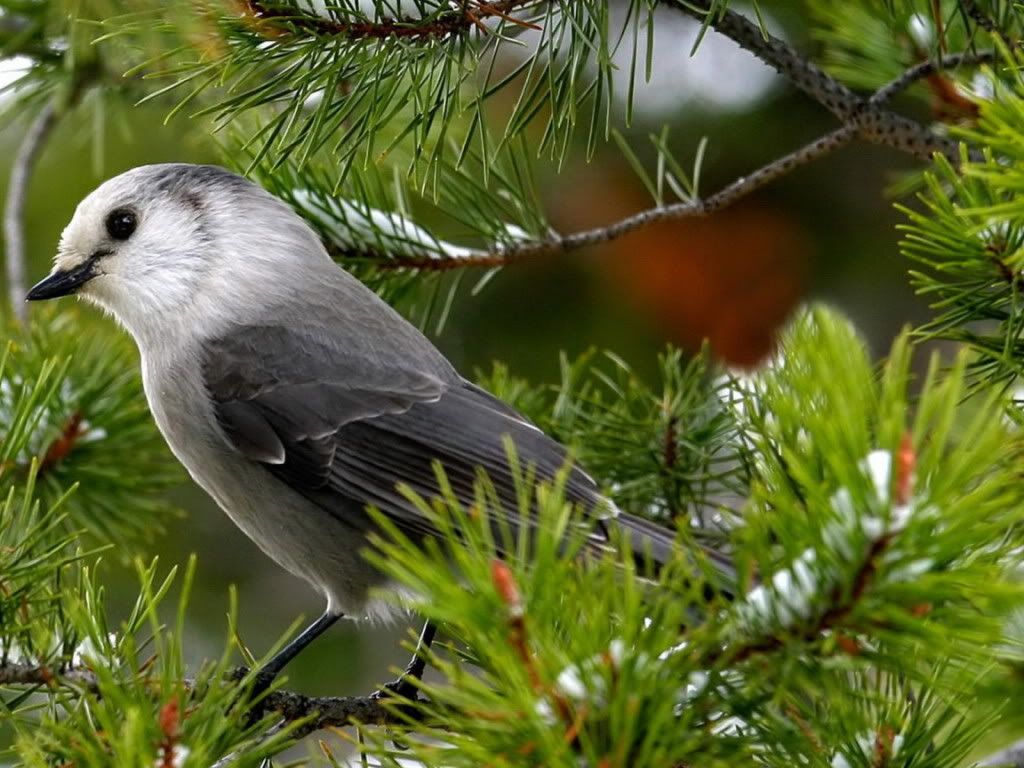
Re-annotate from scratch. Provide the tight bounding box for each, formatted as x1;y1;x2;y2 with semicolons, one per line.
0;0;933;713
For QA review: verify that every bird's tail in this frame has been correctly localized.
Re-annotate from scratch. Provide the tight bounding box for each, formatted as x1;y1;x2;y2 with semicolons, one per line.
611;512;736;591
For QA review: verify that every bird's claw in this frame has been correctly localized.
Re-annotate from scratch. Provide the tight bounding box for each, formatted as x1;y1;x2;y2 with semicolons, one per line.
371;675;420;703
370;677;424;751
234;667;277;729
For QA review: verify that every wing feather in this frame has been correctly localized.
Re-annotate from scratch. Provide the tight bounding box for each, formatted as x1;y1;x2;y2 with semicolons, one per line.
202;324;608;550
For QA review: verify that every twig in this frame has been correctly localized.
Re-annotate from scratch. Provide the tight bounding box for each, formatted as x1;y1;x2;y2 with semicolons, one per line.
338;40;993;275
238;2;991;275
242;0;535;41
361;125;857;272
870;51;998;106
4;101;57;323
260;682;414;734
0;661;100;689
240;0;972;165
673;1;862;121
717;531;896;666
713;436;916;666
670;1;967;162
0;661;417;734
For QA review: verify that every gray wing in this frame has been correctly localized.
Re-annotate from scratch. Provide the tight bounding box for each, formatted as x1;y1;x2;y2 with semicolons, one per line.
202;324;611;548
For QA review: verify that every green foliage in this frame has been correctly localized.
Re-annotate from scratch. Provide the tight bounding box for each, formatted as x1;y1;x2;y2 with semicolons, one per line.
897;48;1024;396
13;560;256;768
732;311;1024;652
0;308;181;547
9;298;1024;765
809;11;1024;411
246;136;547;331
7;0;1024;764
90;0;662;182
477;346;748;528
0;317;292;765
356;306;1024;767
809;0;1018;93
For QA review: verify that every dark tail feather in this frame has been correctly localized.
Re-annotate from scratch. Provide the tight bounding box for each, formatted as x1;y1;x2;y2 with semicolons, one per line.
612;512;736;593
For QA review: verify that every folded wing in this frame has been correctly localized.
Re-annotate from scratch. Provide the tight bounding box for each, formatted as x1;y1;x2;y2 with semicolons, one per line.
202;324;612;549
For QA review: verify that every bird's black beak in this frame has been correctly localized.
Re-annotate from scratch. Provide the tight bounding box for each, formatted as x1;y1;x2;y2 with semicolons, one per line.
26;258;97;302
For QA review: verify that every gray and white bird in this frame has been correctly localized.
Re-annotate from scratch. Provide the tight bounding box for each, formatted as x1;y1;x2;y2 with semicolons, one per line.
27;163;687;687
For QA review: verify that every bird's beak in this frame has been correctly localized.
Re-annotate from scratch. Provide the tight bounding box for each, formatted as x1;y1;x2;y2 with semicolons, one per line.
26;258;97;302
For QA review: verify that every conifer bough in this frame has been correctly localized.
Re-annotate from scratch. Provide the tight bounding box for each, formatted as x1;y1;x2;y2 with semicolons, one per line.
4;1;1024;766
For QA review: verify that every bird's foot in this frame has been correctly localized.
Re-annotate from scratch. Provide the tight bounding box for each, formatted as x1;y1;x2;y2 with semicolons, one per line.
371;675;420;703
230;667;278;728
371;643;431;703
370;670;427;751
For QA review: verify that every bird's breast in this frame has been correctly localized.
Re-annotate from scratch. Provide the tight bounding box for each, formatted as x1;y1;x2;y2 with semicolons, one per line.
139;351;390;615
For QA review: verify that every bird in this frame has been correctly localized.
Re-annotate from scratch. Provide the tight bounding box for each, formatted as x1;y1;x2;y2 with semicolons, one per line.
27;163;706;694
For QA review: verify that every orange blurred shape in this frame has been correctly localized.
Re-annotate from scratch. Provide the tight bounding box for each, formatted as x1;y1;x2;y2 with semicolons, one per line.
600;204;809;368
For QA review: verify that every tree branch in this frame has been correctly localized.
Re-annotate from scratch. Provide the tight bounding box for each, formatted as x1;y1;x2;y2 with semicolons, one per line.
0;661;416;735
352;125;854;272
669;1;967;163
0;661;101;689
870;50;998;106
242;0;537;41
342;34;994;275
673;1;863;121
715;531;896;666
257;683;411;734
4;101;57;323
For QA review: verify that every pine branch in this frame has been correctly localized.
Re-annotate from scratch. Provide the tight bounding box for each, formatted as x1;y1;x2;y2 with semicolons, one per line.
669;1;966;162
241;0;536;41
339;46;989;276
0;662;101;690
3;100;57;323
0;661;414;735
870;50;997;105
353;126;855;274
676;1;864;121
347;124;838;271
724;529;896;666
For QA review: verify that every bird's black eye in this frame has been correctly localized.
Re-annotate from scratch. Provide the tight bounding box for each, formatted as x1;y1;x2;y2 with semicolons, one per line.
105;209;137;240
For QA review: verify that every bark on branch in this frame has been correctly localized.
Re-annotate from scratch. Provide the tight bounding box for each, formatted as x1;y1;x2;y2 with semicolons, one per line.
242;0;536;41
0;661;415;735
363;44;986;273
669;0;966;162
231;1;991;274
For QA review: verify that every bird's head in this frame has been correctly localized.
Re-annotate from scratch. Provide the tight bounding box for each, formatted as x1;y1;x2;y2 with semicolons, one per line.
27;163;327;344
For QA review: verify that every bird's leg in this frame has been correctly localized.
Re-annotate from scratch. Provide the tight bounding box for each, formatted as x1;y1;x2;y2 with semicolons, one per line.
374;620;437;701
261;610;342;681
246;611;342;711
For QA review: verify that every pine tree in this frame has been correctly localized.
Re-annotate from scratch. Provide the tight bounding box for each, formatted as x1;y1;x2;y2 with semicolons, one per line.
3;1;1024;765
